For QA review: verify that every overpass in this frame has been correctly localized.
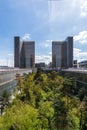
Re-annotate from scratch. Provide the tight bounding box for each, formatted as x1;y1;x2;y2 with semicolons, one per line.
0;67;87;95
0;69;33;96
62;68;87;74
43;67;87;87
61;68;87;87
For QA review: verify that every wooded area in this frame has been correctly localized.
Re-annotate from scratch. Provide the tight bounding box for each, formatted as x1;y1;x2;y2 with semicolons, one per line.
0;69;87;130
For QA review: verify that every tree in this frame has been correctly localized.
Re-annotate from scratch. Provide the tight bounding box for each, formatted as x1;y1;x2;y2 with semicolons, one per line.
53;95;67;130
0;71;84;130
38;101;54;130
0;100;40;130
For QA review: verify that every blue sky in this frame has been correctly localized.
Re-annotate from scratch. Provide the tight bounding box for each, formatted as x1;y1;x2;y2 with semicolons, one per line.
0;0;87;66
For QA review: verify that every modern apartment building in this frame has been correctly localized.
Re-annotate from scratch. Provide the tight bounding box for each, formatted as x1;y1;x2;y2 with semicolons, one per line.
14;36;35;68
52;37;73;68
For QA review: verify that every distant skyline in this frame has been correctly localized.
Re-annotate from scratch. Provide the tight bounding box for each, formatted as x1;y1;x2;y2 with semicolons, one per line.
0;0;87;66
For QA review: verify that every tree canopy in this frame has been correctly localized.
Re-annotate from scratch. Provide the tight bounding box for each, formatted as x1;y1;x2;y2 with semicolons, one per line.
0;70;87;130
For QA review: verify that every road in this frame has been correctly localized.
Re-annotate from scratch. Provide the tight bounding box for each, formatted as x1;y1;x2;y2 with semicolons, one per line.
0;69;32;95
62;68;87;74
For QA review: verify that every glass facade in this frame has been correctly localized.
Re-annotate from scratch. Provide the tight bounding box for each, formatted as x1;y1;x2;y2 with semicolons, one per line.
52;37;73;68
14;37;35;68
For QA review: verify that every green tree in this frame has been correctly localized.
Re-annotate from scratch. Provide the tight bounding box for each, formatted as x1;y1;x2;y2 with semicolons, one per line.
53;95;67;130
38;101;54;130
0;100;39;130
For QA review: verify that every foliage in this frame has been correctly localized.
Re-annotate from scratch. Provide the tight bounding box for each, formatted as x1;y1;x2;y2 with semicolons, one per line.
0;71;87;130
0;100;39;130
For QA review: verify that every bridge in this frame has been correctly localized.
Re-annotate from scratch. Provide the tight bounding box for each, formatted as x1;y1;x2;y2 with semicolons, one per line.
43;67;87;87
0;69;33;96
61;68;87;87
62;68;87;74
0;67;87;96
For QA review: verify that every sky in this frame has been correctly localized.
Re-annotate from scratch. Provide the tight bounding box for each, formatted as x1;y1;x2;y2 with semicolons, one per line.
0;0;87;66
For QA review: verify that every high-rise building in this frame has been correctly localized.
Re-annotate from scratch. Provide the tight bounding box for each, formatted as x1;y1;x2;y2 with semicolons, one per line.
14;36;20;68
66;37;73;68
52;37;73;68
14;37;35;68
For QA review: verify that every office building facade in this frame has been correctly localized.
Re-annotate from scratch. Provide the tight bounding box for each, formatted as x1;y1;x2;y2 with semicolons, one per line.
14;36;35;68
14;36;20;67
52;37;73;68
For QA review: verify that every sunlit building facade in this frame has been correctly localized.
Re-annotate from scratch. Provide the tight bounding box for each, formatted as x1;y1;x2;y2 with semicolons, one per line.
14;36;35;68
52;37;73;68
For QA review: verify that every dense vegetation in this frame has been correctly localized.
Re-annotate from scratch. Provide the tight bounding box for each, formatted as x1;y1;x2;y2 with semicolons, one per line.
0;69;87;130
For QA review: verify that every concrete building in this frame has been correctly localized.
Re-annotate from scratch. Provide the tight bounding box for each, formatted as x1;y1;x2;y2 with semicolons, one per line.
14;36;35;68
52;37;73;68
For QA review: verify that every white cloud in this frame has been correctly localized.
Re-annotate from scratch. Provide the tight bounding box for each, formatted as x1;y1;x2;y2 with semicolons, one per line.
0;59;14;67
40;40;52;48
46;40;52;43
48;0;81;23
45;40;52;48
8;53;13;56
74;48;81;55
80;0;87;17
35;55;52;64
48;51;52;55
78;52;87;57
22;34;31;41
0;59;7;66
74;48;87;62
0;52;14;67
74;31;87;44
44;44;50;48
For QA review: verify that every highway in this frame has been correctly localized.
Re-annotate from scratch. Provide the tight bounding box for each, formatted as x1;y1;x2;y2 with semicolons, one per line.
0;69;32;84
61;68;87;86
0;67;87;95
0;69;32;95
62;68;87;74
